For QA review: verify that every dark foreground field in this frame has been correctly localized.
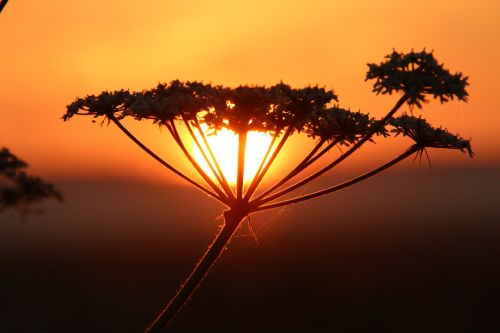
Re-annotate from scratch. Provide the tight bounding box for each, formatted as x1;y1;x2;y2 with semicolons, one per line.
1;167;499;332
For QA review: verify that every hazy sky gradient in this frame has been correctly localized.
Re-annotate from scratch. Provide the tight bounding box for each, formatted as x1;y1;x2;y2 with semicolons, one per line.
1;0;499;184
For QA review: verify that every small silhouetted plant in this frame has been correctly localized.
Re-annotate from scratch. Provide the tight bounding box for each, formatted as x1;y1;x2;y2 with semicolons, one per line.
0;0;9;15
1;2;62;216
64;50;472;332
0;148;62;216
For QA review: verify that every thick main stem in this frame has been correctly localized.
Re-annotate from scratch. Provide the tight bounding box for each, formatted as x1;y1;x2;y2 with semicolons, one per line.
145;211;244;333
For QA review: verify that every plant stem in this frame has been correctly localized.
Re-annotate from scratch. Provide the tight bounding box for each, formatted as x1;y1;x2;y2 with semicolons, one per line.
0;0;9;14
292;138;327;171
145;211;244;333
243;133;278;200
298;138;340;171
255;138;335;201
252;95;409;207
193;118;235;200
107;115;225;204
167;121;228;201
183;117;235;200
243;127;293;200
237;131;248;200
253;145;419;212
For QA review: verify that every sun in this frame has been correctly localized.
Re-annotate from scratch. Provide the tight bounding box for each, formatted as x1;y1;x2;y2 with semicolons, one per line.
192;126;274;185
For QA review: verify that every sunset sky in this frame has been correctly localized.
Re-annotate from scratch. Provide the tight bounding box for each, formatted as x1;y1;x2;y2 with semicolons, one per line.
1;2;500;332
1;0;499;185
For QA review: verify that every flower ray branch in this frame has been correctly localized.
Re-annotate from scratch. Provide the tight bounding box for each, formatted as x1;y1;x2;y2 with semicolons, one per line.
255;113;474;211
107;115;224;203
243;127;293;200
183;116;235;200
193;117;235;200
251;95;409;207
242;133;278;201
255;137;341;201
165;120;229;202
253;144;420;212
236;131;248;200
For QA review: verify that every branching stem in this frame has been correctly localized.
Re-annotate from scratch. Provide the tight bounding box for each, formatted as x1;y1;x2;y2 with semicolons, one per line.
183;117;235;200
253;145;419;212
236;131;248;200
166;121;228;201
243;133;278;201
243;127;293;200
251;95;409;207
193;117;235;200
256;137;342;201
107;115;225;204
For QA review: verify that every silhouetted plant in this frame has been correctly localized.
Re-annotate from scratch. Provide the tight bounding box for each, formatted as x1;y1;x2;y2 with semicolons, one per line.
0;2;62;217
64;50;471;332
0;0;9;15
0;148;62;216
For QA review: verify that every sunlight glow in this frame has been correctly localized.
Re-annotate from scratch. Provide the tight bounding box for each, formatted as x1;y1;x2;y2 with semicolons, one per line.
192;126;274;184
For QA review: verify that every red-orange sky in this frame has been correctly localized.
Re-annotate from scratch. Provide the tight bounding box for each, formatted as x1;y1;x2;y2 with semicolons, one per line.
1;0;499;185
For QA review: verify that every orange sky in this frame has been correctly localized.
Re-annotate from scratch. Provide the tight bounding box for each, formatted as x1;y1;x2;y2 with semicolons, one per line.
1;0;499;185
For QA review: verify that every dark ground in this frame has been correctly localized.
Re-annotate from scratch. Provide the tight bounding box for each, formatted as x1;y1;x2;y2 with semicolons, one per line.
0;167;499;332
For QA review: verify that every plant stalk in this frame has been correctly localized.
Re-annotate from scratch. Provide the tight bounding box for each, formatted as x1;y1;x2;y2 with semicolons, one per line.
145;210;244;333
193;117;235;200
243;133;278;201
107;115;224;204
0;0;9;14
236;132;248;200
255;138;335;201
254;145;419;211
243;127;293;200
183;117;235;200
252;94;409;207
166;121;228;200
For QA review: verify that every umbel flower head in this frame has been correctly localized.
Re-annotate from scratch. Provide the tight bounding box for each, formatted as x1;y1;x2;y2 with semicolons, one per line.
62;50;474;206
63;49;472;332
304;106;389;146
64;81;339;136
0;148;62;215
390;115;473;157
366;50;469;107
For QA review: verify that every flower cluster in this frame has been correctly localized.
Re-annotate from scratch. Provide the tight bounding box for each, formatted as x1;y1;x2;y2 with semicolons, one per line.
126;81;226;125
201;84;284;133
0;148;63;215
269;83;338;131
64;51;470;152
366;50;469;107
304;106;388;145
390;115;473;156
64;81;225;125
64;89;133;121
64;81;338;135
